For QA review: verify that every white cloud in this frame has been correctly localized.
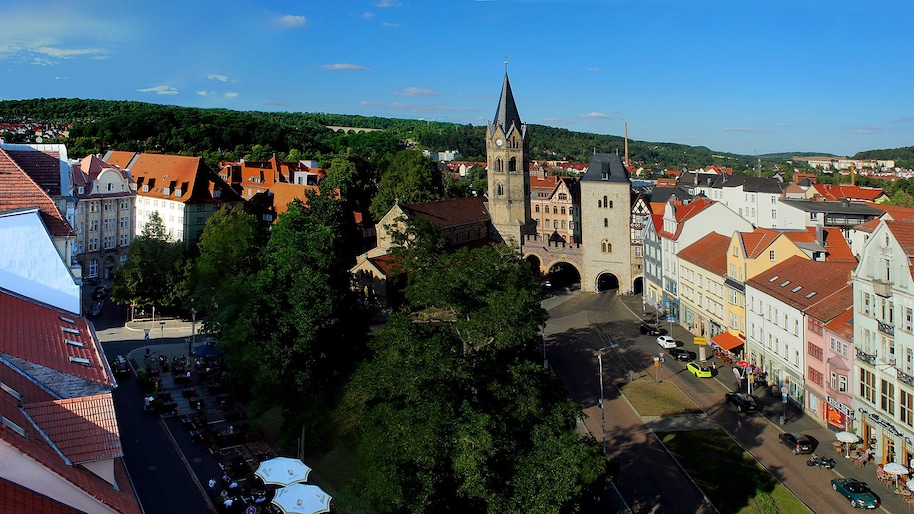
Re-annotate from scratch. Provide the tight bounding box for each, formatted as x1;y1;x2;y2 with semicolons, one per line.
363;12;375;19
847;127;882;135
381;22;401;27
33;46;107;58
322;63;370;71
31;58;55;66
580;112;615;120
196;91;209;96
207;73;229;82
224;92;238;98
138;85;178;95
376;0;402;6
278;14;306;28
394;87;440;97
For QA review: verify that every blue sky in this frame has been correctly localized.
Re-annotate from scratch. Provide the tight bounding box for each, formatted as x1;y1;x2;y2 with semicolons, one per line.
1;0;912;157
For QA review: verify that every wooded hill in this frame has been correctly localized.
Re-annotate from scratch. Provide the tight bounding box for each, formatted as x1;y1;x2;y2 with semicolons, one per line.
6;97;908;170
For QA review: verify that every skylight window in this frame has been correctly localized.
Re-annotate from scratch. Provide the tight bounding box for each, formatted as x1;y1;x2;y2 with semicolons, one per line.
69;356;91;366
58;316;75;324
780;281;791;287
62;327;80;335
65;339;84;348
0;382;22;402
805;292;817;299
768;275;779;282
1;416;27;438
791;286;802;293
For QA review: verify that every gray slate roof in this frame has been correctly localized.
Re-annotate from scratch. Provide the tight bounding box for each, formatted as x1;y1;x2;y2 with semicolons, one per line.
488;73;525;139
580;153;630;184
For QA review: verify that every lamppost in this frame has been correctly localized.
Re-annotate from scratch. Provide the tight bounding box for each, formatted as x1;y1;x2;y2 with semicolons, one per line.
159;321;166;345
597;346;611;455
541;325;548;369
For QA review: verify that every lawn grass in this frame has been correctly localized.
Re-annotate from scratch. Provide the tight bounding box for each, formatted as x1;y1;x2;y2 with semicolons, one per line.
619;381;703;416
658;429;810;514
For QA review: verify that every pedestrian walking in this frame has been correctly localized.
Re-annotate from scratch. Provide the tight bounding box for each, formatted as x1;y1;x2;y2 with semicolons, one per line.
208;477;216;493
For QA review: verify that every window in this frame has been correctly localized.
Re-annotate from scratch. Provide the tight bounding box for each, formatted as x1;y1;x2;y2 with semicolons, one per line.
561;206;566;215
535;204;540;213
903;391;914;427
88;259;98;277
609;200;614;208
860;368;875;404
508;157;516;172
495;158;503;172
808;367;823;386
90;220;99;232
771;209;777;219
807;342;823;361
838;375;847;392
882;379;896;415
604;218;608;228
601;240;612;253
769;250;775;261
603;195;608;208
119;234;129;246
552;206;557;214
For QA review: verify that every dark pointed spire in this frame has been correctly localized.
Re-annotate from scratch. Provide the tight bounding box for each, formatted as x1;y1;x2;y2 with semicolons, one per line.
492;73;523;136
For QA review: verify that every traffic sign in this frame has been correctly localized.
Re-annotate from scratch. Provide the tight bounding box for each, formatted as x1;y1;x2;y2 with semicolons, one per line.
144;328;150;340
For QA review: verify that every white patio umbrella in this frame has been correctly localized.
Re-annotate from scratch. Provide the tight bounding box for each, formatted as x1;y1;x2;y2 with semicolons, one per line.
884;462;909;491
255;456;313;487
271;483;332;514
835;431;859;458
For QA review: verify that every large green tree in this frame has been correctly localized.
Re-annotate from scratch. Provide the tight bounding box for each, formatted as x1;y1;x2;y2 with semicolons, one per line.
370;149;444;220
220;199;368;449
111;212;186;312
340;243;606;512
187;207;267;334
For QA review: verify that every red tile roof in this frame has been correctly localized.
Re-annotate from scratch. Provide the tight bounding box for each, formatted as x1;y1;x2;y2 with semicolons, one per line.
118;152;243;204
4;149;62;196
25;394;123;463
804;284;853;322
402;196;490;230
0;149;74;237
825;307;854;341
103;150;137;169
810;184;886;201
739;228;782;258
678;232;730;275
745;256;855;311
658;198;714;240
0;478;82;514
0;290;114;387
368;253;403;275
270;182;320;217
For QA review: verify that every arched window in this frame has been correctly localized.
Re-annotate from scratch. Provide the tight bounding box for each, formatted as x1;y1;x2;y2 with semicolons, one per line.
561;220;566;229
609;200;614;208
553;220;558;229
508;157;517;172
545;218;551;226
553;206;558;214
602;241;606;252
598;200;602;208
603;195;608;208
604;218;608;227
535;204;540;213
497;183;504;196
495;158;503;172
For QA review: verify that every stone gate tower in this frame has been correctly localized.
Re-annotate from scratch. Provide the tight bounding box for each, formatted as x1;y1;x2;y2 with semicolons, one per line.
486;73;532;243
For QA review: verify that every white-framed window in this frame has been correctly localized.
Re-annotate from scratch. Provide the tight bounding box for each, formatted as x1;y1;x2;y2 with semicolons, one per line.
119;234;129;246
88;259;98;277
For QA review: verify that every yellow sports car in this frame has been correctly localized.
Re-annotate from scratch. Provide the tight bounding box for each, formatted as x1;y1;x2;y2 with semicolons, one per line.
686;361;713;378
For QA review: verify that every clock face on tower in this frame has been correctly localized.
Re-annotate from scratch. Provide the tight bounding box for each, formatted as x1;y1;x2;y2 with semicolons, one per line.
496;139;503;147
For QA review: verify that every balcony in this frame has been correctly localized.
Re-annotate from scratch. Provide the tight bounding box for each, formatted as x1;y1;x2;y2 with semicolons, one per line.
877;321;895;337
873;279;892;298
856;348;876;366
899;370;914;387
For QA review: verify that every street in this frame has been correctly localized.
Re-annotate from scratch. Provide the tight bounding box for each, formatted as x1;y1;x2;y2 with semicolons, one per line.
544;289;907;513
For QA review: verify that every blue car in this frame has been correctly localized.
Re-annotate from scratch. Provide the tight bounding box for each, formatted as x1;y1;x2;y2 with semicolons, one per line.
831;478;880;509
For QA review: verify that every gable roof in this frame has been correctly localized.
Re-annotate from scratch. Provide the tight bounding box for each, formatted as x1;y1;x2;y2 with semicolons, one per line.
658;197;714;240
678;232;730;275
270;182;321;217
810;183;886;201
745;256;855;311
101;150;138;169
0;149;74;237
402;196;490;229
4;149;63;196
119;153;243;204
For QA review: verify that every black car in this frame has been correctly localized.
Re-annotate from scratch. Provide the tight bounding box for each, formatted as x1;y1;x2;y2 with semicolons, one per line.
112;355;130;377
640;322;662;336
88;300;104;317
725;392;758;412
778;433;813;454
92;286;108;300
668;348;692;361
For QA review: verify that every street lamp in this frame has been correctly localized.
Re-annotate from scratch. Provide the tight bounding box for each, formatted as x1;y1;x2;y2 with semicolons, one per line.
597;346;612;455
541;325;548;369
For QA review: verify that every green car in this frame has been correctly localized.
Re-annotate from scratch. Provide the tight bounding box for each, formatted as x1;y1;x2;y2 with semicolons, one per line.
831;478;880;509
686;361;713;378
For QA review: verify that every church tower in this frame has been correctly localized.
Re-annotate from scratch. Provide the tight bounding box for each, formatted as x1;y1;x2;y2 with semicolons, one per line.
486;73;532;244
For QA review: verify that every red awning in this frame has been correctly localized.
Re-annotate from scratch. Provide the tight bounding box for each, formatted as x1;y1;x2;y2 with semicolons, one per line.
711;332;744;351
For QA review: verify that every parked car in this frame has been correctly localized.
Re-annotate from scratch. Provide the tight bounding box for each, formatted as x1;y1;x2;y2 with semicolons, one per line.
92;286;108;300
686;361;713;378
668;348;692;361
725;392;758;412
830;478;880;509
778;433;813;454
657;335;677;349
640;321;662;336
88;300;103;317
112;355;130;377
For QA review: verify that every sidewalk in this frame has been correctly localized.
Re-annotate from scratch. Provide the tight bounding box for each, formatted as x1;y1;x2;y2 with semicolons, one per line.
615;293;910;513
